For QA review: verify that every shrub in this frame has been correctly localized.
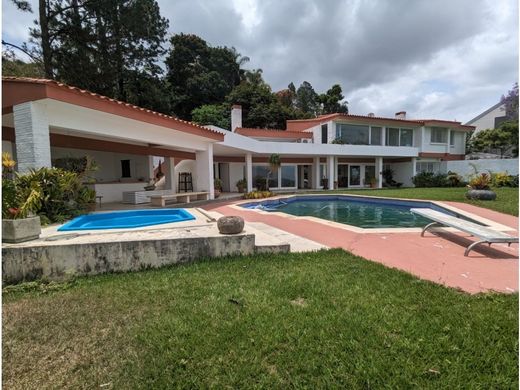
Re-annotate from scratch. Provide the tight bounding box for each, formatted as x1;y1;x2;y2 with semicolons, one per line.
243;191;274;199
412;172;449;187
236;178;247;192
12;167;96;223
214;178;223;191
468;173;491;190
510;175;519;187
490;172;513;187
446;171;465;187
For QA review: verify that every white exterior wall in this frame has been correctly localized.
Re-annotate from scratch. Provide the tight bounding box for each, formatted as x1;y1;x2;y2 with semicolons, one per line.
2;140;14;159
89;182;148;203
51;147;149;182
391;161;415;187
228;163;245;192
441;158;519;179
467;104;506;133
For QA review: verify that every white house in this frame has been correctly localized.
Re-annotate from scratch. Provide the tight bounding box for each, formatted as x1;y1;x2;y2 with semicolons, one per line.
2;77;475;200
465;102;507;133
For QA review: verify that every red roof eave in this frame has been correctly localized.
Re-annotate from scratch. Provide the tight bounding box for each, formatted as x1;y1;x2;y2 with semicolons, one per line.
2;77;224;141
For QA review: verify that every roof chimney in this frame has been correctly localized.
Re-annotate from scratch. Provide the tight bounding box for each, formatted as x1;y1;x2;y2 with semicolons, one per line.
367;113;375;117
231;104;242;132
395;111;406;119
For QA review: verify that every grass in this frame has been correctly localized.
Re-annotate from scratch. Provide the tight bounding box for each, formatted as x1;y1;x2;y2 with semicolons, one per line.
325;187;519;216
3;249;518;389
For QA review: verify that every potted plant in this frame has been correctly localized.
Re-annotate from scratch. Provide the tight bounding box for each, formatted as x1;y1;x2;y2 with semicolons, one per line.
369;177;377;188
2;153;42;243
236;178;247;193
466;173;496;200
267;154;281;190
321;177;329;190
214;178;223;198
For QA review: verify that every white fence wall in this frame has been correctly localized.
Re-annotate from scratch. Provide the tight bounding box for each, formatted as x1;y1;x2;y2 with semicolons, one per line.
441;158;518;179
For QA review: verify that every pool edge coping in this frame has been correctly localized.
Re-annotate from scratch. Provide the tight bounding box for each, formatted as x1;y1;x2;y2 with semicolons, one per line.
230;193;515;234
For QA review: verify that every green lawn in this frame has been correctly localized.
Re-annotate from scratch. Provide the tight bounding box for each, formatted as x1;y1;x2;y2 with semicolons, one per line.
3;250;518;389
325;187;519;216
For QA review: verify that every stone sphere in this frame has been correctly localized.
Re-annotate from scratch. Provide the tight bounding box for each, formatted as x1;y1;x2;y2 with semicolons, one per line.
217;216;245;234
465;189;497;201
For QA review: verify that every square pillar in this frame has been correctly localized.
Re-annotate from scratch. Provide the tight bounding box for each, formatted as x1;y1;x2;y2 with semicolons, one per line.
376;157;383;188
327;156;335;190
246;153;253;192
13;101;51;172
312;156;321;189
164;157;176;192
195;144;214;199
147;156;155;181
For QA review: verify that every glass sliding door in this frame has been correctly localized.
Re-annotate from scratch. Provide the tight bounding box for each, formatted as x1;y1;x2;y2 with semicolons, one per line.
349;165;361;186
364;165;376;186
337;165;349;188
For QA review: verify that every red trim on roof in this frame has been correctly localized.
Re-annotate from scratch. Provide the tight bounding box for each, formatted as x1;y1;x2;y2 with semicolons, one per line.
2;77;224;141
286;113;475;132
235;127;314;139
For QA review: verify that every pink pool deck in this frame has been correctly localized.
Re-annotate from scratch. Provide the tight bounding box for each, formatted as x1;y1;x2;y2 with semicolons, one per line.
203;200;518;294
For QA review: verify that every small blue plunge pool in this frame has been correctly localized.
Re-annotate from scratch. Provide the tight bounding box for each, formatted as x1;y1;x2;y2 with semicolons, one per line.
241;195;478;229
58;209;196;231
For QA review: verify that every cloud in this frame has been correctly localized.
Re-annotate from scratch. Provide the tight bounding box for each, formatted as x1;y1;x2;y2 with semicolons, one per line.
2;0;518;122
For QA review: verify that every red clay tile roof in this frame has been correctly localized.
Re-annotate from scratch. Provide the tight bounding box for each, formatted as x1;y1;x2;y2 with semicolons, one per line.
286;113;475;132
235;127;314;139
2;76;224;141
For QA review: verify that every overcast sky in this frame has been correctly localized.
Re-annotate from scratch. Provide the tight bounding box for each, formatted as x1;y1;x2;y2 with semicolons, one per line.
2;0;518;122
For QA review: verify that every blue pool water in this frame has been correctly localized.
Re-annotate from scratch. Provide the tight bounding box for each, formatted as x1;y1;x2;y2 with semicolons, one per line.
58;209;196;231
242;195;476;229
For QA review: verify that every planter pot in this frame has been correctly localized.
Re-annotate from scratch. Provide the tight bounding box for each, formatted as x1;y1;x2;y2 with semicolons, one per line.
214;190;221;198
321;179;329;190
465;189;496;200
217;216;244;234
2;216;41;243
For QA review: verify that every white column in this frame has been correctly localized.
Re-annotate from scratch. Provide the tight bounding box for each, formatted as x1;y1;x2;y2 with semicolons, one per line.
13;101;51;172
446;129;451;154
164;157;176;192
312;156;321;189
327;156;335;190
381;126;386;146
376;157;383;188
245;153;253;192
195;144;215;199
411;157;417;178
147;156;155;181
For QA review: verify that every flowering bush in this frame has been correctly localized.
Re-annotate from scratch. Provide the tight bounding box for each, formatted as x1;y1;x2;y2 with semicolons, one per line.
468;173;491;190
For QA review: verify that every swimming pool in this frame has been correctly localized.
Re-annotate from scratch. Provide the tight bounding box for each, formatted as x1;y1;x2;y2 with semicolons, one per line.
58;209;196;231
241;195;478;229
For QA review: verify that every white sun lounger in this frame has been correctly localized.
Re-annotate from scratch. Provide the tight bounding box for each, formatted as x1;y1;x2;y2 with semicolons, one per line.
411;208;518;256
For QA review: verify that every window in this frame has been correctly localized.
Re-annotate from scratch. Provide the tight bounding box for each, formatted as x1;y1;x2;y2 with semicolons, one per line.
416;161;440;173
450;131;455;147
494;116;508;128
370;127;382;145
121;160;131;178
321;124;328;144
336;124;369;145
364;165;376;185
280;166;296;187
385;128;400;146
400;129;413;146
252;165;276;189
431;127;448;143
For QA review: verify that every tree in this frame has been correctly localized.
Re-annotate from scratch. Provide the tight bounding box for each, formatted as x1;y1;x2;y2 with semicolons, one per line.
470;127;514;158
191;104;230;130
320;84;349;114
166;34;245;119
2;50;44;77
501;82;519;121
295;81;320;117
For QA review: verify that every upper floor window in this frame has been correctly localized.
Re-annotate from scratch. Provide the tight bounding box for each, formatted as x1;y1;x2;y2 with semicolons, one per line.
336;124;369;145
450;131;455;147
431;127;448;143
385;128;414;147
121;160;131;178
321;124;328;144
370;127;382;145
